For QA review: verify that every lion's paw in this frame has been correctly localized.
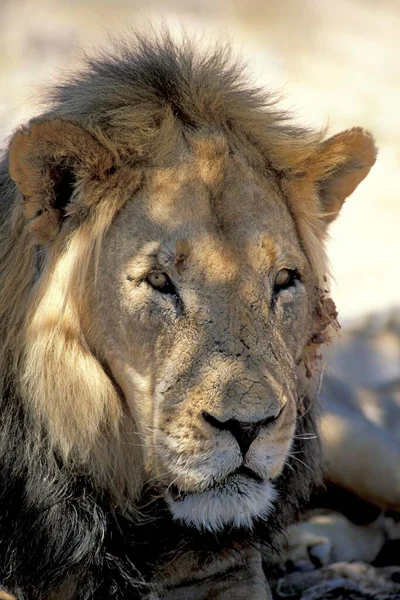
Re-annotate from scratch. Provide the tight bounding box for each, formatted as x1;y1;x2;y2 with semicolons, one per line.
283;523;332;572
282;511;386;572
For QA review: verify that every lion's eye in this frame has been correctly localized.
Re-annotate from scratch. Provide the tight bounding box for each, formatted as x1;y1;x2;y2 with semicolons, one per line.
147;272;176;295
274;268;298;293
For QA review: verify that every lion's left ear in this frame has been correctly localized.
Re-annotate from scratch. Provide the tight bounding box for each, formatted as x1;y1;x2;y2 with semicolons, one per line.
8;118;116;244
310;127;377;224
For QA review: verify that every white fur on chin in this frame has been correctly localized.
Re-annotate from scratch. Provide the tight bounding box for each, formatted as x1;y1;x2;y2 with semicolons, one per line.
166;476;277;532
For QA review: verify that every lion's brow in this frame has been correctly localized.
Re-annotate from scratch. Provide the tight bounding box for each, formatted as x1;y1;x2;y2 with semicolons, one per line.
149;239;191;272
174;239;191;271
260;234;277;264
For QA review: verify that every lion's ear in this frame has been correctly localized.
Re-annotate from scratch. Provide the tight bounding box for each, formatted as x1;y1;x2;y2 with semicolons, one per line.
8;118;116;244
310;127;377;225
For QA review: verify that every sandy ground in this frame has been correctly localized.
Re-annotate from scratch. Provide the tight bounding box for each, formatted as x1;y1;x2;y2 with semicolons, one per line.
1;0;399;323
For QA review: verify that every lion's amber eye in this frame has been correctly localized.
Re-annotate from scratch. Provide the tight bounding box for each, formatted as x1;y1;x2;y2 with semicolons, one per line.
274;268;298;293
148;272;167;288
146;272;176;295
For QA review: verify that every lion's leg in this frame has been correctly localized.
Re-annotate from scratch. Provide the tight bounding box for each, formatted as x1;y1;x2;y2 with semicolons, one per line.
155;546;271;600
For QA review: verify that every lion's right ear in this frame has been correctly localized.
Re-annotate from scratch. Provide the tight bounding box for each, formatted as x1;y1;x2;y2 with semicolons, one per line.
8;118;116;244
309;127;377;225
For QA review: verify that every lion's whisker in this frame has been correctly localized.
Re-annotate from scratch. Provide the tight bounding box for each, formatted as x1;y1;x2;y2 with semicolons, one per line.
289;454;317;475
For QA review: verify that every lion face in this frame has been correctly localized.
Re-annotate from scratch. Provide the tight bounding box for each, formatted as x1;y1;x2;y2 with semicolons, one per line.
86;137;315;531
6;40;376;534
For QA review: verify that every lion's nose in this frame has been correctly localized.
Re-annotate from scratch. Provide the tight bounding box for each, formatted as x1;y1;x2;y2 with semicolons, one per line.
202;411;279;456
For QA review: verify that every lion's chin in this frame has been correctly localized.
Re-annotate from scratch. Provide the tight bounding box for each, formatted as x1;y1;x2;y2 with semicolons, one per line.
165;474;277;532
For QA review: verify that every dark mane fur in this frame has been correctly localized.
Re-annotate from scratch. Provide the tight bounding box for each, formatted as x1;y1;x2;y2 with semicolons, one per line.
0;32;322;599
46;31;321;171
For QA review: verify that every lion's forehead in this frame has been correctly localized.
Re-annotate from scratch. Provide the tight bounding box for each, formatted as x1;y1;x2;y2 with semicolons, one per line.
146;146;288;226
116;140;306;276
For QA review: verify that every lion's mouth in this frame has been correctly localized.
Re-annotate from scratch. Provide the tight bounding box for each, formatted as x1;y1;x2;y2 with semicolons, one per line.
166;465;276;531
169;465;264;502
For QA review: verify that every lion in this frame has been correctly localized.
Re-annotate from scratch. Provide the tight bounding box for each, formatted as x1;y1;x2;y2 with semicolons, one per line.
0;32;376;599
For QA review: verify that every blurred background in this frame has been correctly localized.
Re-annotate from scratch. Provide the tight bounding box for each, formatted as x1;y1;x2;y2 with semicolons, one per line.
0;0;399;386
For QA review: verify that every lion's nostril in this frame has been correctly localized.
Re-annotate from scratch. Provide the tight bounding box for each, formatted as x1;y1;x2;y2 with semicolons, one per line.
202;410;279;457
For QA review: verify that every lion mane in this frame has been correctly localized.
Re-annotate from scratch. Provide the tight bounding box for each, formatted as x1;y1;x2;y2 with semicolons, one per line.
0;32;376;600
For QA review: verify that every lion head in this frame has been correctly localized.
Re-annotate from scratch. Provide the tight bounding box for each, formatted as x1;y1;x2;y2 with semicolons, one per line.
1;34;376;534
